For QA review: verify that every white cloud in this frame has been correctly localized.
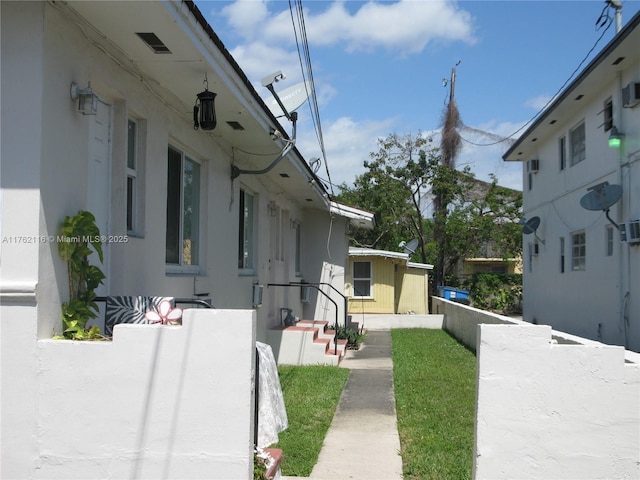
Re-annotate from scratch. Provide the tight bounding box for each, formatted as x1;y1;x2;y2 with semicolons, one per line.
228;42;300;89
455;120;526;191
525;94;554;112
221;0;476;55
303;0;476;54
295;115;397;189
219;1;269;40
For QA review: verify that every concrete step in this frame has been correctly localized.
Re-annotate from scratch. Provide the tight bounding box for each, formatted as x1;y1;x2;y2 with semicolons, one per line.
266;322;344;366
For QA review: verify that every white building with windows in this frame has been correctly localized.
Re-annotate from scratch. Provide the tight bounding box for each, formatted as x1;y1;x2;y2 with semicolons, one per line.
504;10;640;352
1;2;372;477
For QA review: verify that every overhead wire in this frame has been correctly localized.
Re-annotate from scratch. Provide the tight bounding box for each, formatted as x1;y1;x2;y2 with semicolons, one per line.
288;0;335;196
459;5;616;148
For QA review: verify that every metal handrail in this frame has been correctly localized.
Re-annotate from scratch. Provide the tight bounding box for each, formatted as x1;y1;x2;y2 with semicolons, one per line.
267;283;340;355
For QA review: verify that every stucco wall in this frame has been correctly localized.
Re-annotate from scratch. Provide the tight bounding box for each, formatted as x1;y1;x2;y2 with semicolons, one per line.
433;297;640;479
517;38;639;352
433;296;521;352
1;309;256;480
475;323;640;480
0;1;342;345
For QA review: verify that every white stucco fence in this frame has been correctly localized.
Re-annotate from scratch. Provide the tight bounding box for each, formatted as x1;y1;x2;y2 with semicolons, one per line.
2;309;256;480
432;297;640;480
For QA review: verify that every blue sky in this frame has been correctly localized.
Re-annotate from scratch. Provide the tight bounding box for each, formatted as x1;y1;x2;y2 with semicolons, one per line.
197;0;640;191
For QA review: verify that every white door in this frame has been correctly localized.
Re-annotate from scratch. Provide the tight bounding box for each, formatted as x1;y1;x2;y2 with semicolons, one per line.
87;100;111;297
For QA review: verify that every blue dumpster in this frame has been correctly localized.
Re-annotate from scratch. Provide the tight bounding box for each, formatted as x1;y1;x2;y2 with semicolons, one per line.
437;286;469;301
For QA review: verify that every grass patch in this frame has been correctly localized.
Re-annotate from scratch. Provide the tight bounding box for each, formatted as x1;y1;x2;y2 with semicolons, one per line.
274;365;350;476
392;329;476;480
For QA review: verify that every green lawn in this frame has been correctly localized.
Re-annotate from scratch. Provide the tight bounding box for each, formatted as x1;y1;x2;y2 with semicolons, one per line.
392;329;477;480
274;329;476;479
274;365;350;476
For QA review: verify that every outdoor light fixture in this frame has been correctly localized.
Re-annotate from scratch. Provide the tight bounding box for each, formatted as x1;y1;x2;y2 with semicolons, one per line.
608;126;624;148
70;82;98;115
193;74;217;131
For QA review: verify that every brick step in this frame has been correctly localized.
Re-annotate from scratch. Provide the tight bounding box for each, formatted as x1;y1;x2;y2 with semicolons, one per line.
263;448;282;480
267;321;346;366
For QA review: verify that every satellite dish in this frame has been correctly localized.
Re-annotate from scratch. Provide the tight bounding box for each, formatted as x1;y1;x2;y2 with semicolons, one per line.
521;216;545;244
579;182;623;230
266;81;311;117
522;216;540;235
579;182;622;211
400;239;419;255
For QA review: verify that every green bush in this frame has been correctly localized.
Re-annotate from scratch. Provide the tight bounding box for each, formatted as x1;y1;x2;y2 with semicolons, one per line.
464;273;522;314
330;324;365;349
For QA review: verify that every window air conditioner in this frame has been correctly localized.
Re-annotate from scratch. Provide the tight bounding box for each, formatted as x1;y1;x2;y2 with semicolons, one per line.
622;82;640;108
252;284;263;308
627;220;640;244
527;159;540;173
300;285;312;303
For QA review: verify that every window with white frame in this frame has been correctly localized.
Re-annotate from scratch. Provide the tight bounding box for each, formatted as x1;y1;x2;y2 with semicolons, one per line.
606;225;614;256
352;261;372;297
166;145;200;267
571;231;586;271
126;118;138;233
238;188;255;270
570;122;586;166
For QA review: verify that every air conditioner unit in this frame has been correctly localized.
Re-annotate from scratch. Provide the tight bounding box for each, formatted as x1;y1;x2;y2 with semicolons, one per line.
527;159;540;173
627;219;640;244
622;82;640;108
300;285;312;303
252;284;263;308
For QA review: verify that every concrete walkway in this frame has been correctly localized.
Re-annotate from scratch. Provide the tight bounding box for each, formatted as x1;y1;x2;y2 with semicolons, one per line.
282;330;403;480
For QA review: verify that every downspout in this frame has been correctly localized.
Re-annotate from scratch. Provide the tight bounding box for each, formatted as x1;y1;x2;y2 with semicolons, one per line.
615;70;628;348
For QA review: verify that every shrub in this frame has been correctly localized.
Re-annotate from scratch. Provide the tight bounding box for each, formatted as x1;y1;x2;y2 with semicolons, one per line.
464;273;522;314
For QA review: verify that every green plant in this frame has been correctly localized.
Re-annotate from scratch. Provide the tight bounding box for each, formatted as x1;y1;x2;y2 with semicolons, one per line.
254;449;269;480
57;211;106;339
330;323;365;349
464;273;522;313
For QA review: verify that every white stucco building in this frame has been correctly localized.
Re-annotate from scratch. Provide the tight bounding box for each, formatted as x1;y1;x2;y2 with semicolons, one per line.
504;10;640;352
0;1;371;477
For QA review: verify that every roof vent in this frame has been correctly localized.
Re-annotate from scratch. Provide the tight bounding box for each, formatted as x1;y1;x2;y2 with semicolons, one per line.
136;33;171;54
226;121;245;131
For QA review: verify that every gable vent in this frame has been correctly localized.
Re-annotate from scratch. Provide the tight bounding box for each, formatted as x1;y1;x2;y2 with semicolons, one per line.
136;33;171;54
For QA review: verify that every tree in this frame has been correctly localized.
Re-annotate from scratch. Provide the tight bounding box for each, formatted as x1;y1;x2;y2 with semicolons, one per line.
336;132;437;263
335;133;522;289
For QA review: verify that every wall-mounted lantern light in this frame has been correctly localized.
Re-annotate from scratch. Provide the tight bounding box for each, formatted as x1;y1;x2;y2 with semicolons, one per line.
193;74;217;131
608;126;624;148
70;82;98;115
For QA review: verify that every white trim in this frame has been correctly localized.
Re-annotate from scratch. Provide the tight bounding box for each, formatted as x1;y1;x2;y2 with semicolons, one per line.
0;281;38;304
330;202;374;229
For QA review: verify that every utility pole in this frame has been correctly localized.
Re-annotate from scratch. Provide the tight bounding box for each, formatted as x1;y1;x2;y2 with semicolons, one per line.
434;63;462;292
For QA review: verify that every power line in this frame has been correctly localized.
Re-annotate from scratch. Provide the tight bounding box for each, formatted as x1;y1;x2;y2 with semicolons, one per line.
459;4;615;148
288;0;335;195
